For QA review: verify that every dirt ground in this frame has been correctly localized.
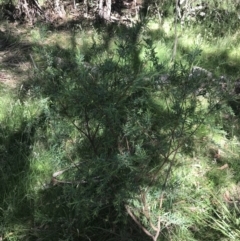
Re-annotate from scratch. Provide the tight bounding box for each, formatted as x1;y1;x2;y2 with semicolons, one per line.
0;23;33;87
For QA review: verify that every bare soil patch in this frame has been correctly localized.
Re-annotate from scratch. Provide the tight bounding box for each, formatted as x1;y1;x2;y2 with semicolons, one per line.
0;23;37;87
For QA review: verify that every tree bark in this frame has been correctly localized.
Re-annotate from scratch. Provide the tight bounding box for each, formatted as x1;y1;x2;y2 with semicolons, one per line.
84;0;88;17
105;0;111;20
15;0;43;22
98;0;111;20
53;0;60;13
98;0;104;18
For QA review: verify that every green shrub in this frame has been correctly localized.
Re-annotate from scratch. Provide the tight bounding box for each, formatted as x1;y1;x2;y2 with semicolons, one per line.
25;21;232;240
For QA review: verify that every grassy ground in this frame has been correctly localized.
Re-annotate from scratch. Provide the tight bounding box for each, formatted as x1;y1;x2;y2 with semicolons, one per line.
1;14;240;240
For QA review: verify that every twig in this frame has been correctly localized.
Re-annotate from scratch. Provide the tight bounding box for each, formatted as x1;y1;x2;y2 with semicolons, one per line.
125;205;154;240
153;194;164;241
52;163;81;178
155;2;162;24
171;0;179;62
29;54;37;69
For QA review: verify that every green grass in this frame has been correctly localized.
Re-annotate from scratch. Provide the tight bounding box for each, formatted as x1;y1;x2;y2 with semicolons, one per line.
0;86;50;240
1;10;240;240
146;18;240;77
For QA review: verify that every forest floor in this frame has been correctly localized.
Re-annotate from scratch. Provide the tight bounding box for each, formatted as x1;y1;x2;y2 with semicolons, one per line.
1;8;240;240
0;23;30;87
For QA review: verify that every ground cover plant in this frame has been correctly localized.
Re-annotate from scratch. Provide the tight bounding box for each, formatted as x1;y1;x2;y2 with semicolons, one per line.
1;1;240;240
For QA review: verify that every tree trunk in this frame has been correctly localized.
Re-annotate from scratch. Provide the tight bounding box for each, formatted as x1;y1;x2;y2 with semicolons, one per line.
99;0;104;18
84;0;88;17
53;0;60;13
98;0;111;20
105;0;111;20
15;0;43;22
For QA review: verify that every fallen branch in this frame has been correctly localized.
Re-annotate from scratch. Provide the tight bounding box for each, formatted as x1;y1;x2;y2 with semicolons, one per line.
125;204;154;239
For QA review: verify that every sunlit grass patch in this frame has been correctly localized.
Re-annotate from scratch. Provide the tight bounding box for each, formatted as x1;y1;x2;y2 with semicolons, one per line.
151;19;240;77
0;88;13;122
0;96;48;132
28;147;65;193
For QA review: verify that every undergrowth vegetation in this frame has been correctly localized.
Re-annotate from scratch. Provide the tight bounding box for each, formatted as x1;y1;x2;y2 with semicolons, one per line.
1;4;240;240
